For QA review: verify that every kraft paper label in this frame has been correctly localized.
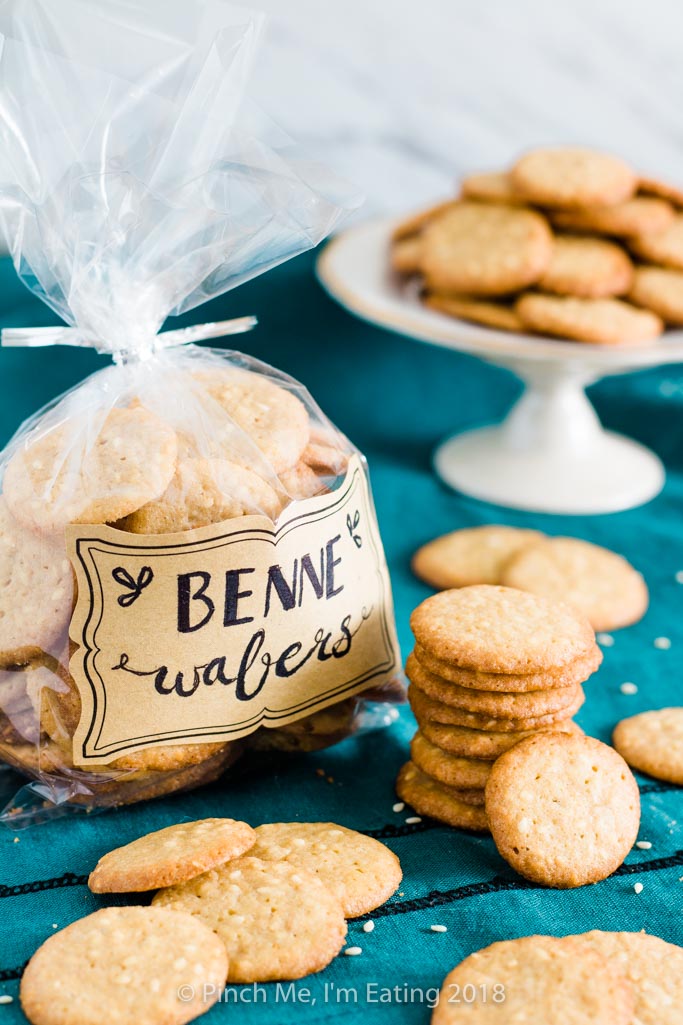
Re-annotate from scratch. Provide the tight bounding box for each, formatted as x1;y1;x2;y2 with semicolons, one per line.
66;455;400;765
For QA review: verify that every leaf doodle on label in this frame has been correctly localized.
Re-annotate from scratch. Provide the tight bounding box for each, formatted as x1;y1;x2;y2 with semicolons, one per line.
112;566;154;607
346;509;362;548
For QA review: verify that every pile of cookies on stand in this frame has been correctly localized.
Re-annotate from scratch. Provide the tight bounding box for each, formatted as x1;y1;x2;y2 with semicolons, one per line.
392;144;683;344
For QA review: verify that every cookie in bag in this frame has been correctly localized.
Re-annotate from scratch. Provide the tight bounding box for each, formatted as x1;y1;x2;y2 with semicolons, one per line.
0;2;396;820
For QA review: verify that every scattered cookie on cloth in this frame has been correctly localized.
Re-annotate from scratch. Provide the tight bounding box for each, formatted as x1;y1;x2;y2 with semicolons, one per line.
411;524;543;589
612;707;683;784
485;732;640;887
431;934;635;1025
20;906;228;1025
153;856;347;983
501;535;648;631
568;930;683;1025
247;821;402;917
88;817;257;893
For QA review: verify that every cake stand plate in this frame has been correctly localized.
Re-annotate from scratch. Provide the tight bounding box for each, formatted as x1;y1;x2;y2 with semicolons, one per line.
317;216;683;514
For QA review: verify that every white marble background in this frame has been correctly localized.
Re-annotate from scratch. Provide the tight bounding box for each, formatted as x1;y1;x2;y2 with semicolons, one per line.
253;0;683;216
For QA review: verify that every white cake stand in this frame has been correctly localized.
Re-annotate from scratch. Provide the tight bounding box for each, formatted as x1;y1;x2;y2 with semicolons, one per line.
317;216;683;514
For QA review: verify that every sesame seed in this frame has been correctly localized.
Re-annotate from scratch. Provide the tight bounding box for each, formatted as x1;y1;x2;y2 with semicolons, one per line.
620;682;638;695
635;841;652;850
676;571;683;584
344;946;362;956
363;921;375;933
406;816;422;825
654;637;671;650
0;996;13;1005
633;882;643;894
597;633;614;647
393;802;405;813
430;925;448;933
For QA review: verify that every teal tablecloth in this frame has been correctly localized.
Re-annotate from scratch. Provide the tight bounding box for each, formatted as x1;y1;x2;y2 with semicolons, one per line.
0;250;681;1022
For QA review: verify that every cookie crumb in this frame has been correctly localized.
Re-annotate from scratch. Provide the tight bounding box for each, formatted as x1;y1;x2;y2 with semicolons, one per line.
654;637;671;649
635;840;652;850
597;633;614;646
430;925;448;933
344;946;362;956
620;682;638;695
362;921;375;933
405;816;422;825
12;837;19;844
633;882;644;894
393;802;405;813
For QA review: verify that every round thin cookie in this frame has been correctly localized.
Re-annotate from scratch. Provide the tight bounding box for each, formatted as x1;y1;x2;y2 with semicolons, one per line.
501;536;648;631
629;213;683;269
551;197;675;238
511;146;637;209
515;294;663;345
431;934;634;1025
538;236;634;298
193;368;309;474
153;856;347;982
247;822;402;917
120;458;282;534
411;730;491;789
392;200;458;241
20;906;228;1025
421;202;553;296
406;652;581;718
412;525;543;590
639;175;683;208
391;236;422;275
410;585;598;674
395;761;488;831
414;643;602;693
409;683;584;733
485;733;640;887
612;708;683;784
423;294;523;332
571;930;683;1025
629;265;683;325
422;718;583;760
460;170;525;205
0;498;72;667
88;818;256;893
4;405;177;533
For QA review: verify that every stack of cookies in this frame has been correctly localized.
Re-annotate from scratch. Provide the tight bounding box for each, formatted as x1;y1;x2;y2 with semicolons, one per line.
392;144;683;344
396;585;602;831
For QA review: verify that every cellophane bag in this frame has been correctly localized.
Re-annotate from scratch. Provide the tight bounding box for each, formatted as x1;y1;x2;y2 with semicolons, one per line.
0;0;403;824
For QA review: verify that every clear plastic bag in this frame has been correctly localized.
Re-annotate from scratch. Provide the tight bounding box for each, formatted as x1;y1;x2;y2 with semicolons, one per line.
0;0;402;823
